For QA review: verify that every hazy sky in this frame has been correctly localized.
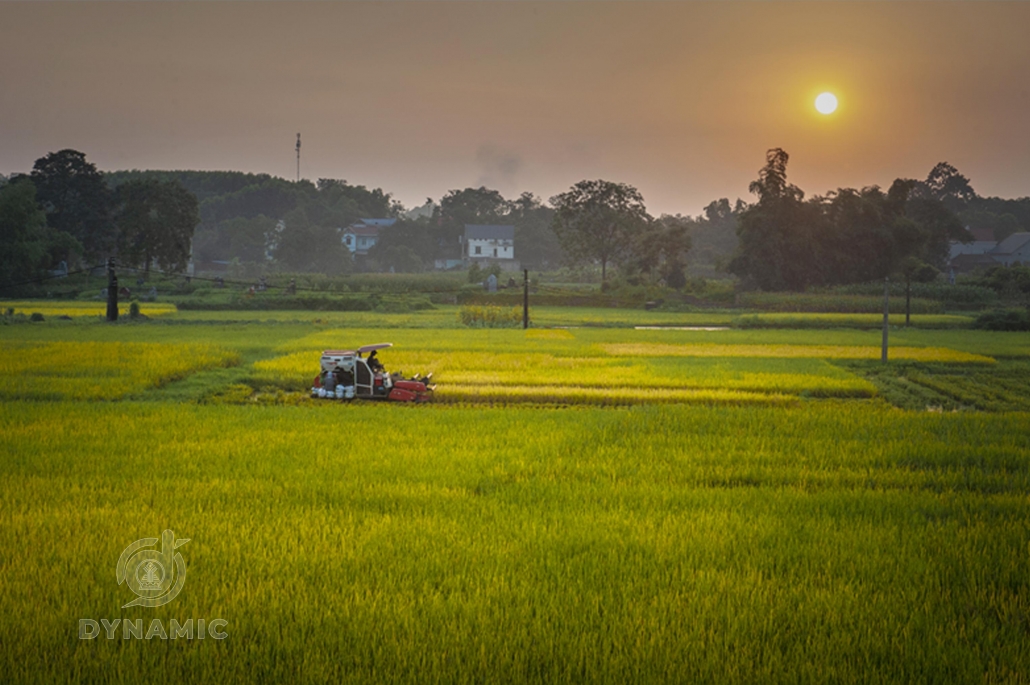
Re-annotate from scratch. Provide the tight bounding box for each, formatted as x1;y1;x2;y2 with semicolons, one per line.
2;1;1029;216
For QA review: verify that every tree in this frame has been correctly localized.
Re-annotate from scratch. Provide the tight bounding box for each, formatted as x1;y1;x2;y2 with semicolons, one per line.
510;192;562;269
272;206;352;275
549;180;652;282
919;162;977;212
688;198;745;273
368;218;435;272
30;149;115;261
434;187;511;258
728;149;823;290
115;179;199;276
627;215;693;288
0;180;81;289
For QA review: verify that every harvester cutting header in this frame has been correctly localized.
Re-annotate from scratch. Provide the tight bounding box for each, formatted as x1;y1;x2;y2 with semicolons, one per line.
311;343;434;402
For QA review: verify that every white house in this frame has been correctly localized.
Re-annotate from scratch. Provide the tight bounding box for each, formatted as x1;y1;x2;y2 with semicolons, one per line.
464;224;517;268
342;218;396;256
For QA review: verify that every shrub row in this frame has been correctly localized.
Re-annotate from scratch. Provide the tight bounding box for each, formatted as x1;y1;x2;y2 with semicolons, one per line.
458;305;524;328
735;292;945;314
825;282;998;308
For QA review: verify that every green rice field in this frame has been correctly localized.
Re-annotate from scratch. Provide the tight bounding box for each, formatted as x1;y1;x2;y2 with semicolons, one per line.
1;304;1028;683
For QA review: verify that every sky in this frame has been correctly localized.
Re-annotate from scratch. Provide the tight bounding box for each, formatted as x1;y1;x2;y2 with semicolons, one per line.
2;1;1029;216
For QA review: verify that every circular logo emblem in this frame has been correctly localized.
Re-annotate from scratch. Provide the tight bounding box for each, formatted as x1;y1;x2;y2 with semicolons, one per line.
116;530;189;608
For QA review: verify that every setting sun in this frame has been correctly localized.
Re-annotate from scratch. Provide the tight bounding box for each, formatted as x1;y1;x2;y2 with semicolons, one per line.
815;92;838;115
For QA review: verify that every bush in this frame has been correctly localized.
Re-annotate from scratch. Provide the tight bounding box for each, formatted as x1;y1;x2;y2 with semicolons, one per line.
29;312;45;322
129;301;141;319
459;305;523;328
971;309;1030;331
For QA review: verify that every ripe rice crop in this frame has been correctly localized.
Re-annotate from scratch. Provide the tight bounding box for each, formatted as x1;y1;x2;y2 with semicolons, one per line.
603;343;994;363
255;349;877;399
458;304;524;327
438;383;798;405
0;300;177;318
1;402;1027;683
732;312;974;329
0;341;239;400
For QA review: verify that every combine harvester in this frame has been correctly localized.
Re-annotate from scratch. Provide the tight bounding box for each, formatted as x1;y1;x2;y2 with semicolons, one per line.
311;343;434;402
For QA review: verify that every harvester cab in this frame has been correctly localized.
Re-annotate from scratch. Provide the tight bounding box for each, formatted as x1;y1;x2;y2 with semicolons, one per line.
312;343;434;402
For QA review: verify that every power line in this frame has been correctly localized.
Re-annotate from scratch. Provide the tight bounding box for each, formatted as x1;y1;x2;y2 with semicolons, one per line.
0;265;105;293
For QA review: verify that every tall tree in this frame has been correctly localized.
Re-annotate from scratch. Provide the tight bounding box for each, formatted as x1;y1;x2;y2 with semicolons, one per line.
729;149;823;290
920;162;977;212
30;149;114;261
550;180;653;282
116;179;199;276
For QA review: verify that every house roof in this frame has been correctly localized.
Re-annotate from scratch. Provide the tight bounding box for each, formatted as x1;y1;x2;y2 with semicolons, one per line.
951;253;998;267
343;218;396;236
344;225;381;237
990;232;1030;255
465;224;514;240
949;240;997;260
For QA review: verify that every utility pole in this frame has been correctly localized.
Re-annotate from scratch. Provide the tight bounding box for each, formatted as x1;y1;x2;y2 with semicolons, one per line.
296;133;301;182
106;258;118;322
523;269;529;330
881;277;889;363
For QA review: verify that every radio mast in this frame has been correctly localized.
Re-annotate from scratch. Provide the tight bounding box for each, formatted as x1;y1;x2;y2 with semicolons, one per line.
295;133;301;182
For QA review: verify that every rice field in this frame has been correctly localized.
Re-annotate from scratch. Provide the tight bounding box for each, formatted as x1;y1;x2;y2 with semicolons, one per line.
1;308;1028;683
601;342;993;363
1;401;1028;684
1;300;178;318
0;341;239;400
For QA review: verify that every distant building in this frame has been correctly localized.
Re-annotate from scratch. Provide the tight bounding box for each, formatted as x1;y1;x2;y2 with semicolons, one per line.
949;240;997;261
464;224;519;270
988;232;1030;267
342;218;396;256
947;231;1030;274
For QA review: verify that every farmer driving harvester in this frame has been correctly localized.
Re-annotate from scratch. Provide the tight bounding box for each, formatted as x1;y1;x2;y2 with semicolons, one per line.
312;343;433;402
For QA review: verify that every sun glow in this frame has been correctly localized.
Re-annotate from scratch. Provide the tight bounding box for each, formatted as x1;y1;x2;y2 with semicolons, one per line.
815;92;838;115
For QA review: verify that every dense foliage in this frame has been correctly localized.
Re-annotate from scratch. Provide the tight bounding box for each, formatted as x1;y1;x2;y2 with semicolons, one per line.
729;149;968;291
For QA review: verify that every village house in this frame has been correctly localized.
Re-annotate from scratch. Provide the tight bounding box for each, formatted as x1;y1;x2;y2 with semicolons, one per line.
463;224;519;271
342;218;396;256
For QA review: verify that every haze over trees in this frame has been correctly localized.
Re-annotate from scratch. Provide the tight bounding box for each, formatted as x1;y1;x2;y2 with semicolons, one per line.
3;147;1029;289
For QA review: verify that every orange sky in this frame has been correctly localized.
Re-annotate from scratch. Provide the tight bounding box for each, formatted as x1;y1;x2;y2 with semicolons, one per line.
2;1;1028;216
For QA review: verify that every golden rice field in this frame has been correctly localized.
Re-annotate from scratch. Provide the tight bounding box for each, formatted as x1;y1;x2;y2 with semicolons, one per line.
601;342;993;362
254;350;877;402
1;300;178;318
0;341;239;400
1;309;1028;683
1;401;1028;684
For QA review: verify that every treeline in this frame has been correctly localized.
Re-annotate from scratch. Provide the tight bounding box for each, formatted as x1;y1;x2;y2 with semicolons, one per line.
3;147;1028;293
728;150;1029;292
0;150;198;288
